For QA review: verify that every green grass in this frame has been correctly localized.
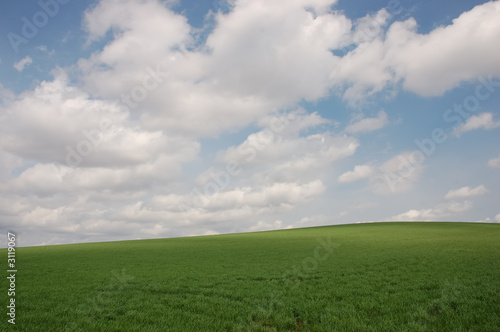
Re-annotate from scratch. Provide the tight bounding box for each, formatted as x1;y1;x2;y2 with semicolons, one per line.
2;222;500;331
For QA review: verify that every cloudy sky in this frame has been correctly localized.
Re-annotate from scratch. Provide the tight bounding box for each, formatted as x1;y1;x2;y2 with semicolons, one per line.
1;0;499;247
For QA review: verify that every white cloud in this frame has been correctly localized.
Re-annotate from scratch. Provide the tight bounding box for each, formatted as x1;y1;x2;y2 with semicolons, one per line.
0;84;15;109
285;215;332;229
353;202;378;210
217;110;358;183
247;220;283;232
13;56;33;71
0;178;327;246
79;0;353;137
488;155;500;168
331;40;391;102
386;1;500;96
338;151;426;194
3;0;500;246
345;110;389;134
338;165;373;183
256;109;334;136
332;1;500;102
219;129;357;169
370;151;425;194
0;74;198;169
2;0;355;246
391;200;474;221
454;113;500;136
495;213;500;222
206;0;349;103
136;180;327;223
0;151;23;182
445;185;490;200
351;9;391;44
4;153;190;195
80;0;500;128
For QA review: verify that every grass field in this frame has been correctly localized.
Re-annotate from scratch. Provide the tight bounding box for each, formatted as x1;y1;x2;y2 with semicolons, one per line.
2;222;500;331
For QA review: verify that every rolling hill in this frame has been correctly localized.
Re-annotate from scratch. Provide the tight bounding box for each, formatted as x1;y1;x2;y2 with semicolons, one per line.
2;222;499;331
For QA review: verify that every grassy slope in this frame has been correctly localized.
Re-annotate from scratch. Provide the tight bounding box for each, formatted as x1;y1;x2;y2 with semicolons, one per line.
2;222;500;331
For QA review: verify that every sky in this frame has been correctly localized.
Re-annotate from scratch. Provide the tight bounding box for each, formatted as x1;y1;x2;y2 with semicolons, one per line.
0;0;499;247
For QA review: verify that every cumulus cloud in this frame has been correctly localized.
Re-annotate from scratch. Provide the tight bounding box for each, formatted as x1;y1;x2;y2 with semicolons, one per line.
131;180;327;227
352;202;378;210
488;155;500;168
386;1;500;96
0;151;23;182
370;151;425;194
3;0;500;246
338;150;426;194
0;73;198;170
285;215;333;229
79;0;352;137
391;184;491;222
205;0;349;103
332;1;500;102
0;84;14;108
445;185;490;200
391;200;474;221
184;180;326;213
337;149;427;194
81;0;500;122
351;9;391;44
217;110;358;183
0;178;326;246
13;56;33;71
338;165;373;183
2;0;356;246
247;220;283;232
345;110;389;133
454;113;500;136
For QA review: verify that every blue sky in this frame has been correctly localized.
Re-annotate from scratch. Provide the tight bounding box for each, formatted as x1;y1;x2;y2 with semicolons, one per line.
1;0;499;246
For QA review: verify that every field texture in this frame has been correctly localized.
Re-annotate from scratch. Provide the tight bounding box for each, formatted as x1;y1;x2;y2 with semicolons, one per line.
2;222;500;331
